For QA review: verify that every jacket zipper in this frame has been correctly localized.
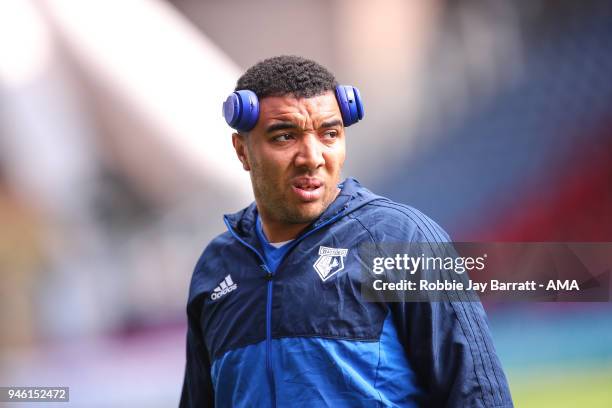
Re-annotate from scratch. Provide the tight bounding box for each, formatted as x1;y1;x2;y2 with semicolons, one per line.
222;218;276;406
223;209;347;407
263;263;275;408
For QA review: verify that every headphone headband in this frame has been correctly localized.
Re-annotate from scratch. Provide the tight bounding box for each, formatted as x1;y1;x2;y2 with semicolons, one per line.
222;85;364;132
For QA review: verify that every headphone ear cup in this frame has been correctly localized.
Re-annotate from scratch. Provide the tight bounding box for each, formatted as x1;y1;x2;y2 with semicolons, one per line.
222;90;259;132
335;85;364;127
335;85;350;126
223;93;240;128
353;87;364;121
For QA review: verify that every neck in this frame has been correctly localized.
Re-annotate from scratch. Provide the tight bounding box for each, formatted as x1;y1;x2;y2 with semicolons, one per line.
259;216;308;243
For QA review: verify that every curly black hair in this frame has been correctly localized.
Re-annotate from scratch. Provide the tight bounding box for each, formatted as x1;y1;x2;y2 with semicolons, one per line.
235;55;338;99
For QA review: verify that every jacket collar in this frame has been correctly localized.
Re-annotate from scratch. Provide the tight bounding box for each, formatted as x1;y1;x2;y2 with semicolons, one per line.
224;178;380;244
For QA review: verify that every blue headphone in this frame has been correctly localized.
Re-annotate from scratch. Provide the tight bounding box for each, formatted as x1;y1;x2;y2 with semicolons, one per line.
222;85;364;132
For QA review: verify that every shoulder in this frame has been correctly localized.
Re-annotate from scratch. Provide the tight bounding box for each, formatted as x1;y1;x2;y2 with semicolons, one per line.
195;231;234;270
188;231;234;303
349;197;451;243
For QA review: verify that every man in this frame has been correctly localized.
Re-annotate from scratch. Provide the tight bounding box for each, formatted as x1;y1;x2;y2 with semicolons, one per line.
180;55;513;407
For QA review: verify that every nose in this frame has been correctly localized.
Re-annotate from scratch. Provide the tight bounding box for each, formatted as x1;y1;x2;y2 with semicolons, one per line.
294;133;325;171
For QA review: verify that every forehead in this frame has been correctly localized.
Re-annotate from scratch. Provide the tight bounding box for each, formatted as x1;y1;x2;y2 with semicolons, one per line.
257;91;340;125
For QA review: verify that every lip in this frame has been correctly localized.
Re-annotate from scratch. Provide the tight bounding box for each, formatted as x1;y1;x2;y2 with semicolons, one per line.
291;177;324;202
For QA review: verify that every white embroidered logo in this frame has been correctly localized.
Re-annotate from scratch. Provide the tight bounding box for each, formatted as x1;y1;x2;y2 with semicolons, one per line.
211;274;237;300
313;246;349;282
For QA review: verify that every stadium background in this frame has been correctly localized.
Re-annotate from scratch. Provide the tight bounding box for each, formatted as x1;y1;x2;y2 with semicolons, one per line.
1;0;610;406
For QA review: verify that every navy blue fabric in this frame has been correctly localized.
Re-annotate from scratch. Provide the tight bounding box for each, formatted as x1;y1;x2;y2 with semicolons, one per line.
180;178;513;407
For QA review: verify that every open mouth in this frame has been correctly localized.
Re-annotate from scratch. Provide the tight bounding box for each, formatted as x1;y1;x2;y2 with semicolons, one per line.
291;178;323;201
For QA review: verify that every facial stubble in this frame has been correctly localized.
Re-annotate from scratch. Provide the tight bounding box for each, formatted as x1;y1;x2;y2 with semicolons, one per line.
248;152;339;226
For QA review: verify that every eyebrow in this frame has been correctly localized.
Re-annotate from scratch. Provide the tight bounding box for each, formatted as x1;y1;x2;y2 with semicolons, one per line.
265;121;299;133
265;119;343;133
320;119;343;129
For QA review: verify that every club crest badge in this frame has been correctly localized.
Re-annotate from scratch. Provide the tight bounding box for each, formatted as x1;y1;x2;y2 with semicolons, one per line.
313;246;349;282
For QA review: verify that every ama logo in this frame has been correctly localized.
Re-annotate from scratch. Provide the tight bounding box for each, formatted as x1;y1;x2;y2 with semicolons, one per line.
313;246;349;282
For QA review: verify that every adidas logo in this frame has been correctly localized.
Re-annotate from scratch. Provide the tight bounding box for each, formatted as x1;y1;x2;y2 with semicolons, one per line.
211;275;237;301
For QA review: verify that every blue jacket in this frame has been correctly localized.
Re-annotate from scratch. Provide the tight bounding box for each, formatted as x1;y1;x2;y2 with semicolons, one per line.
180;178;513;407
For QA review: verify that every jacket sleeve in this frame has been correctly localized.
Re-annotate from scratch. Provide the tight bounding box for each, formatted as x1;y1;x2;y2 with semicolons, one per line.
375;205;513;407
391;298;513;408
179;297;214;408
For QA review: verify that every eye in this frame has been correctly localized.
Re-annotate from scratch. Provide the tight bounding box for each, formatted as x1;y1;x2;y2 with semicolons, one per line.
322;130;338;139
272;133;294;142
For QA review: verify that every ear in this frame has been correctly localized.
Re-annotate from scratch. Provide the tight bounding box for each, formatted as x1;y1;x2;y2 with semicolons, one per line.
232;133;251;171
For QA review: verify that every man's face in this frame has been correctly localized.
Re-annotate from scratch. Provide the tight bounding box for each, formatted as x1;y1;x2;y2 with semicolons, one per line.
233;91;346;227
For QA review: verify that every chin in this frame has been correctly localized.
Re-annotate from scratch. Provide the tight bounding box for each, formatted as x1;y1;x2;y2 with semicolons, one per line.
288;203;326;224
